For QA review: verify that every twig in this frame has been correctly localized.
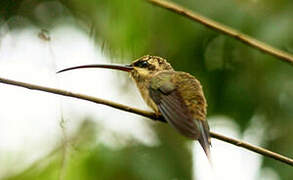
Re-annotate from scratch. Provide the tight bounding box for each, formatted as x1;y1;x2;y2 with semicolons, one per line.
0;77;160;120
147;0;293;65
0;76;292;166
211;132;293;166
59;116;68;180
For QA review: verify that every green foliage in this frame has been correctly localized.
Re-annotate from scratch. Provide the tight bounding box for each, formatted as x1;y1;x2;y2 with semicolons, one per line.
5;121;192;180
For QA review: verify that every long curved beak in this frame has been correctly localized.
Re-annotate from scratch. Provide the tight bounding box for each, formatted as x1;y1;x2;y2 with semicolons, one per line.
57;64;133;73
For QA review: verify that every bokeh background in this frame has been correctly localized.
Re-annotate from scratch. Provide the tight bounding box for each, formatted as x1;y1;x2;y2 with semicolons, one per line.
0;0;292;179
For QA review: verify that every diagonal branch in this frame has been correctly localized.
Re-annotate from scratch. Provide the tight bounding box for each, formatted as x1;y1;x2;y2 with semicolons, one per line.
147;0;293;65
0;77;293;166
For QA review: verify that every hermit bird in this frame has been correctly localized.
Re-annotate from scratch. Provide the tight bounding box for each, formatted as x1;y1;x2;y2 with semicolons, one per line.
57;55;211;159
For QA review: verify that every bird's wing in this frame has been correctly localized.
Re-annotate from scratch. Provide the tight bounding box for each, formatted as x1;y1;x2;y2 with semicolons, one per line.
149;72;200;139
149;71;211;158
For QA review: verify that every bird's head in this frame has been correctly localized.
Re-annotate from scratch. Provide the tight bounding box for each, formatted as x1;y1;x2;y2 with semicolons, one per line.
129;55;173;82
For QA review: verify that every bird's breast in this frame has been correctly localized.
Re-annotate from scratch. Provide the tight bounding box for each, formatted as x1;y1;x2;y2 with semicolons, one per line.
135;80;159;113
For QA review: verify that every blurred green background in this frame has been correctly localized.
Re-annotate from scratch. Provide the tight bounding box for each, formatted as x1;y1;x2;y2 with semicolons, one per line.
1;0;293;179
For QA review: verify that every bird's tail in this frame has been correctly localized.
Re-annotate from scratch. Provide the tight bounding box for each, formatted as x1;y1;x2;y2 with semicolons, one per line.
197;120;212;163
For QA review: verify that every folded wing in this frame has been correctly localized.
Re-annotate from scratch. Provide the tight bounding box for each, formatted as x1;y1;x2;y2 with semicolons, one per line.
149;71;211;159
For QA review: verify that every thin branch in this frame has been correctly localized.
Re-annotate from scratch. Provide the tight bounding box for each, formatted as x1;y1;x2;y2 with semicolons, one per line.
147;0;293;65
0;76;293;166
59;116;68;180
0;77;161;121
211;132;293;166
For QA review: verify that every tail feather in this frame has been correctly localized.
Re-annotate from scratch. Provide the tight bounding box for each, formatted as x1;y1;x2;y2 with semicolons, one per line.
197;120;212;163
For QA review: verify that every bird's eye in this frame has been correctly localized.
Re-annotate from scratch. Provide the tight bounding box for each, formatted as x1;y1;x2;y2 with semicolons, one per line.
134;60;149;68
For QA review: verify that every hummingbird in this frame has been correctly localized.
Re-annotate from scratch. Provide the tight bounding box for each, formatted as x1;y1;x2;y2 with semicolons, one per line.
57;55;211;159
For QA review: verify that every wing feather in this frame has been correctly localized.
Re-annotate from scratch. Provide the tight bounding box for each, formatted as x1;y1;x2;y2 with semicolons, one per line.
161;92;197;130
150;87;200;139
